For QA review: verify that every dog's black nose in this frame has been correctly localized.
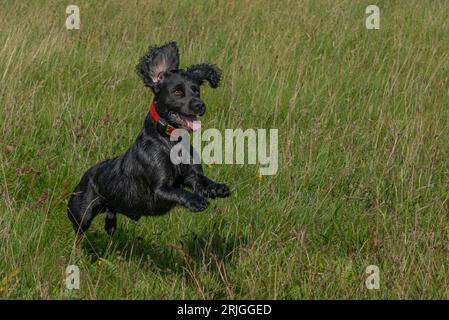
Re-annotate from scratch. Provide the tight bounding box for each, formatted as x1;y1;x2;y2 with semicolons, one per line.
193;101;206;116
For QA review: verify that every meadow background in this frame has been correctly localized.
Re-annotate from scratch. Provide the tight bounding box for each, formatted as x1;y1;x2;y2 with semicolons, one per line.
1;0;449;299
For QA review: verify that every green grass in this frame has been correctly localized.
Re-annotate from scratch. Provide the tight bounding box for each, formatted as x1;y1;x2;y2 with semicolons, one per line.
1;0;449;299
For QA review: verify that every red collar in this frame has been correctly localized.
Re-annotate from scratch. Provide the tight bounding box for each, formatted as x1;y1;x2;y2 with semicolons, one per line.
150;101;176;135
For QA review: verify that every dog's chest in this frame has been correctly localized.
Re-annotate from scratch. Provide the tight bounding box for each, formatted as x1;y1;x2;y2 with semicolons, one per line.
168;163;191;186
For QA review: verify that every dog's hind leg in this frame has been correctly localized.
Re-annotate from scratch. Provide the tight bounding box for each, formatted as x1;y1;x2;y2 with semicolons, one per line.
68;181;104;235
104;208;117;235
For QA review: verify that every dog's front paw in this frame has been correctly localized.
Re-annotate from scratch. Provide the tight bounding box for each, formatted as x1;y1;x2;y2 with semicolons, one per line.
216;183;231;197
185;194;209;212
203;183;230;198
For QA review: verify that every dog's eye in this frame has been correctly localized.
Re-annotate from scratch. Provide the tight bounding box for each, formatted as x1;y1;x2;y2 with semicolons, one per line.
174;89;184;97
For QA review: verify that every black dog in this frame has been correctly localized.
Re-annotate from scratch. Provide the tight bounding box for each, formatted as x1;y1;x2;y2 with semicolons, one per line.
67;41;230;235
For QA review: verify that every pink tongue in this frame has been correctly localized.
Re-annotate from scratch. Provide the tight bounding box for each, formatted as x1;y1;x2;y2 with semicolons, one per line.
185;118;201;131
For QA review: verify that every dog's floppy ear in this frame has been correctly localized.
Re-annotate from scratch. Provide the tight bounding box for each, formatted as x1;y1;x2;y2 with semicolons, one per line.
136;41;180;92
186;63;221;88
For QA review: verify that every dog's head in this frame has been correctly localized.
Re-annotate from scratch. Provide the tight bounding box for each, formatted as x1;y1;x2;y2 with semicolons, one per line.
136;41;221;131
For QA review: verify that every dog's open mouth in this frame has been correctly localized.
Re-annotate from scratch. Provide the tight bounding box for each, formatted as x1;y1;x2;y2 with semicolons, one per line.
168;112;201;131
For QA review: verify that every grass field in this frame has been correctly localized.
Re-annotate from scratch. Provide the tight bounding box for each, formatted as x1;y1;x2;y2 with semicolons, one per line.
1;0;449;299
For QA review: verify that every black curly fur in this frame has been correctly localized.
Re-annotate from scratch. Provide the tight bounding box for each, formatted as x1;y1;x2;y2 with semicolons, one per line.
136;41;180;90
68;41;230;236
186;63;222;88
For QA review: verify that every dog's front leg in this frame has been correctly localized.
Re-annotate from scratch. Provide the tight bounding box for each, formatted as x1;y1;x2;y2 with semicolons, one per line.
184;165;230;199
155;187;208;212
